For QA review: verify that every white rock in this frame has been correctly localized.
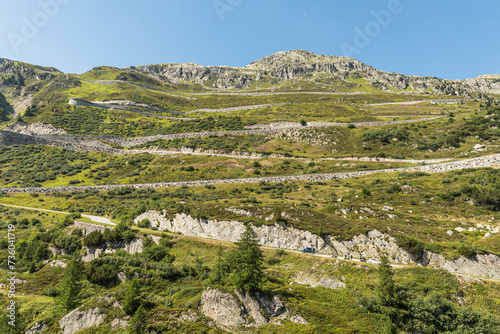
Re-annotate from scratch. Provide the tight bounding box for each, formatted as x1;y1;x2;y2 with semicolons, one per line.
59;308;106;334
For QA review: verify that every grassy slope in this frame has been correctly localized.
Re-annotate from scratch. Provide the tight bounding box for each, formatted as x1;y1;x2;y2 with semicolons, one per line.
0;206;498;333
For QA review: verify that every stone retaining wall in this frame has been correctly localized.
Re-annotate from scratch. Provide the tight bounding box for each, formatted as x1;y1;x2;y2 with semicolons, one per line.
1;153;500;193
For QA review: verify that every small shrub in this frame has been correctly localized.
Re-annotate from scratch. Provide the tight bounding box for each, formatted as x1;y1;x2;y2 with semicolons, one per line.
84;231;105;247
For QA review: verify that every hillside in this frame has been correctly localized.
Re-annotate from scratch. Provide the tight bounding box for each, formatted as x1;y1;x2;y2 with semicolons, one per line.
0;51;500;334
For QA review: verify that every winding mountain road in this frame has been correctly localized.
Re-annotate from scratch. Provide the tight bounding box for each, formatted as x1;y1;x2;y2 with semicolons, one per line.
0;153;498;194
0;204;115;225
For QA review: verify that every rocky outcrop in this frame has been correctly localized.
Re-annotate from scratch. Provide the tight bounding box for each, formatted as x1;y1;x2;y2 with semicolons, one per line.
59;308;106;334
201;288;246;328
74;221;112;236
135;211;500;279
82;235;160;262
5;121;67;135
82;238;144;262
293;272;346;289
127;50;500;96
200;288;307;329
24;322;47;334
421;252;500;279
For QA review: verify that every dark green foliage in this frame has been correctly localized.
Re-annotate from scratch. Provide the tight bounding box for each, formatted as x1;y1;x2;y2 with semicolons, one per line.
102;223;136;243
226;225;264;292
143;245;172;262
137;219;150;228
386;184;402;194
347;123;356;129
86;258;117;285
0;303;25;334
128;305;147;334
457;244;477;259
209;245;228;284
61;254;85;310
363;128;408;143
406;293;500;334
54;234;81;254
16;234;49;268
396;235;424;255
151;116;250;135
83;230;104;247
361;187;371;198
364;259;500;333
0;146;91;187
122;278;141;315
377;256;396;308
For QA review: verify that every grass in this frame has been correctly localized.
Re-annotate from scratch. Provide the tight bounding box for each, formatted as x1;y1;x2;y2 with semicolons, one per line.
1;207;499;333
0;144;420;188
1;166;500;259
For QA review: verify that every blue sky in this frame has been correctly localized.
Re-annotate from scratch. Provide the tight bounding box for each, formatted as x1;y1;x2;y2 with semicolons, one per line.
0;0;499;79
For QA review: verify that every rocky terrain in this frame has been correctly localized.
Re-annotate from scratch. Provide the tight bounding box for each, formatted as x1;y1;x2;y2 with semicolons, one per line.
128;50;500;95
134;211;500;279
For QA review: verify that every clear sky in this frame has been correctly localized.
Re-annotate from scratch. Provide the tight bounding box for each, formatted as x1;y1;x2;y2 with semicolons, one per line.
0;0;499;80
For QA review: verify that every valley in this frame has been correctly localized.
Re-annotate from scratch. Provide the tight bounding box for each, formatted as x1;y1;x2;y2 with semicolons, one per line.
0;50;499;333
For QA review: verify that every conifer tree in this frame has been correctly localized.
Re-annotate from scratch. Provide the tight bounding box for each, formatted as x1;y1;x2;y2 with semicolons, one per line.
61;253;84;311
228;225;264;292
122;278;141;315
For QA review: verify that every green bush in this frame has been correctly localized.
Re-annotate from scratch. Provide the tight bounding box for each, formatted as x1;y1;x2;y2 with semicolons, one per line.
86;259;117;285
457;244;477;259
396;236;424;255
83;231;105;247
137;219;150;228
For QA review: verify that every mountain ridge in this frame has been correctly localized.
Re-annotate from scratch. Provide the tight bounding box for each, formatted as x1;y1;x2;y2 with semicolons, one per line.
1;50;500;101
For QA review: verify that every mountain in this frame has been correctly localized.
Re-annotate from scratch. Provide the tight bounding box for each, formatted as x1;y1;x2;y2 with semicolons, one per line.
126;50;500;96
0;51;499;104
0;58;62;99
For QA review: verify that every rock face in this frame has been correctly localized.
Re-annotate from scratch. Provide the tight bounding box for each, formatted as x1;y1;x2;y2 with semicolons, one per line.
59;308;106;334
421;252;500;279
201;288;246;328
200;288;307;329
134;212;409;261
81;234;160;262
135;211;500;279
82;237;147;262
128;50;500;95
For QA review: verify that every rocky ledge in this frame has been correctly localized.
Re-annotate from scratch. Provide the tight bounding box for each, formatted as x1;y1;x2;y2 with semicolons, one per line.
200;288;307;329
135;211;500;280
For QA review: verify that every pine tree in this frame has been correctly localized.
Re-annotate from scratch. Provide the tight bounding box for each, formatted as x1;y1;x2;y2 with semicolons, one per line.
122;278;141;315
229;225;264;292
209;244;227;284
377;256;395;307
60;253;84;311
128;305;147;334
